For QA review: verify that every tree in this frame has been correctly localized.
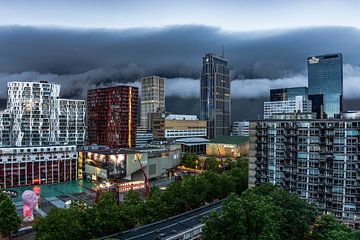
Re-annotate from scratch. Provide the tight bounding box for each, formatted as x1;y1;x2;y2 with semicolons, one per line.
204;184;318;240
34;208;87;240
307;214;360;240
204;193;282;240
85;192;127;238
141;188;170;224
0;193;21;240
181;153;199;169
203;157;220;172
252;184;318;240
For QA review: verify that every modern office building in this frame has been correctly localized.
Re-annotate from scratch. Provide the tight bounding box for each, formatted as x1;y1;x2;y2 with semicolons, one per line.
308;53;343;119
200;53;231;139
264;96;312;119
231;121;250;136
250;119;360;227
140;76;165;129
3;81;85;147
270;87;308;101
87;85;138;148
150;113;207;140
136;127;154;147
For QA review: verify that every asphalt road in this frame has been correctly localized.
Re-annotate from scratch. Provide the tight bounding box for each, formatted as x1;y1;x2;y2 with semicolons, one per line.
103;201;223;240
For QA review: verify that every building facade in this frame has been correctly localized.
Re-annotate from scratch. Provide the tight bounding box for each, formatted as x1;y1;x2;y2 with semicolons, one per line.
150;113;207;140
200;53;231;139
140;76;165;129
231;121;250;136
87;85;138;148
270;87;308;101
250;119;360;226
3;81;85;147
264;96;312;119
308;53;343;119
0;81;86;188
80;145;181;182
0;145;78;188
136;127;154;147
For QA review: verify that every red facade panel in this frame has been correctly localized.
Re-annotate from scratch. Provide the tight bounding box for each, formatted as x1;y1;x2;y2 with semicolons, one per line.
86;85;138;148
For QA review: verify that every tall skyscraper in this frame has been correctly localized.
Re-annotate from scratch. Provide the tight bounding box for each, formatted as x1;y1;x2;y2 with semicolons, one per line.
140;76;165;129
0;81;85;188
250;119;360;227
308;53;343;119
87;85;138;148
2;81;85;146
200;53;231;139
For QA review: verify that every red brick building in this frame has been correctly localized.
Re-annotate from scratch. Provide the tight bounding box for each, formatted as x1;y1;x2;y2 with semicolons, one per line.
87;85;138;148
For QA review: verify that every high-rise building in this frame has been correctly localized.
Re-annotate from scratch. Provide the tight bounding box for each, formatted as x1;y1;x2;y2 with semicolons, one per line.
0;81;85;188
2;81;85;146
264;96;312;119
270;87;308;101
250;119;360;227
200;53;231;139
140;76;165;129
308;53;343;119
231;121;250;136
87;85;138;148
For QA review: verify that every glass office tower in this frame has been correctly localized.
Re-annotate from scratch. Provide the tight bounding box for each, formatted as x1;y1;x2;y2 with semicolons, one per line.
200;53;231;139
270;87;308;101
308;53;343;119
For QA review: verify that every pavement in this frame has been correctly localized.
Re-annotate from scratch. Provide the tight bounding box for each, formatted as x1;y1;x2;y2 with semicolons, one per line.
102;200;223;240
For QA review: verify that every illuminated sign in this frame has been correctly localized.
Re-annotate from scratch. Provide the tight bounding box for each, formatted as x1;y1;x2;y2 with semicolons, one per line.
118;180;145;193
85;165;108;179
308;56;319;64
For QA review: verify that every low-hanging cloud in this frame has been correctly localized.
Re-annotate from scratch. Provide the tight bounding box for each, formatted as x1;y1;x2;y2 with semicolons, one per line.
1;25;360;118
1;64;359;100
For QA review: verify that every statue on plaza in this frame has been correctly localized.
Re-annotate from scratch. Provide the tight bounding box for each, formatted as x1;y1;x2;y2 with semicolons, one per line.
22;190;38;222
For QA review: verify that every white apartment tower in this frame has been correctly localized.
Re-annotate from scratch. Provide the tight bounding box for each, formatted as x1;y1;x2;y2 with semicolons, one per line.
140;76;165;129
3;81;85;146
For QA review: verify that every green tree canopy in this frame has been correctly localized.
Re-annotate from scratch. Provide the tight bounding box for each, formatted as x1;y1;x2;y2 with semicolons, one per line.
0;193;21;239
204;184;318;240
34;208;87;240
307;214;360;240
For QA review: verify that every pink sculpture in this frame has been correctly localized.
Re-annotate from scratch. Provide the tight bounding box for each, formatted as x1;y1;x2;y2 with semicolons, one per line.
22;190;38;222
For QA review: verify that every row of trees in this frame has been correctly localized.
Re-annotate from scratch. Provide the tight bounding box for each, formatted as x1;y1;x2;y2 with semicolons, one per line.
0;192;22;240
34;160;249;240
203;184;360;240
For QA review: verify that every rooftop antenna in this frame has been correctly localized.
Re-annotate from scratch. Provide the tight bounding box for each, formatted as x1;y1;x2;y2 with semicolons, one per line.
221;46;225;58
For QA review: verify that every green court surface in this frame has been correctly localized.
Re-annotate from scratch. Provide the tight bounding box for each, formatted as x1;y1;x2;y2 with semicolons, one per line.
6;180;96;202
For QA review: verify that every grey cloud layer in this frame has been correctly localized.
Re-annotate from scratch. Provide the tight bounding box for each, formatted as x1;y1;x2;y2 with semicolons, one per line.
1;25;360;119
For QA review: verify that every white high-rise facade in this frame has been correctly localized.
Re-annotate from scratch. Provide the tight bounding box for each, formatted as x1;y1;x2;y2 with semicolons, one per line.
2;81;85;146
140;76;165;129
264;96;312;120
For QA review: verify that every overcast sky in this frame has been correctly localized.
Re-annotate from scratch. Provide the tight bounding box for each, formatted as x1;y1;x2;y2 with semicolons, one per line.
0;0;359;120
1;0;360;31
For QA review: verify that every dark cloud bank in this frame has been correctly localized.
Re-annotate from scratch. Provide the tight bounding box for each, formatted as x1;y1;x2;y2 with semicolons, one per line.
0;25;360;120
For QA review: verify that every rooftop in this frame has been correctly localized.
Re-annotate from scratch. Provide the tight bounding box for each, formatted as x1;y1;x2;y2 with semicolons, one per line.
209;136;249;145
